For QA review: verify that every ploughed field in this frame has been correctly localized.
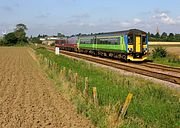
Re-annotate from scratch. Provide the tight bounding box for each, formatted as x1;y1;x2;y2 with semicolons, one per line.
0;47;93;128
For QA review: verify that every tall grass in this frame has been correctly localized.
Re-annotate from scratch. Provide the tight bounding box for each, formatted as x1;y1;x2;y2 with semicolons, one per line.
36;47;179;128
149;46;180;67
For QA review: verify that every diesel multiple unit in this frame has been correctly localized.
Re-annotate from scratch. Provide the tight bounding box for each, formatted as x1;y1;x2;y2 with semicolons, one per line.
55;29;148;61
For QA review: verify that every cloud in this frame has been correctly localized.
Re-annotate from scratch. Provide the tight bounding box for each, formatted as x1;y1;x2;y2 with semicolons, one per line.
26;9;180;36
133;18;142;24
152;12;176;25
176;16;180;23
119;18;142;28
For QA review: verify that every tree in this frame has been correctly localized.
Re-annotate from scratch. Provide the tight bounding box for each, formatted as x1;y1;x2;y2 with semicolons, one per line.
2;23;28;46
4;32;18;45
0;37;5;46
161;32;167;38
57;33;65;37
155;32;160;38
150;33;154;37
15;23;28;32
14;23;28;44
169;33;174;38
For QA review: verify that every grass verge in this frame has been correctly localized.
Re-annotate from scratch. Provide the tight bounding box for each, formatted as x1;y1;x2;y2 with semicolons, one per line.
148;46;180;67
35;47;179;128
148;54;180;67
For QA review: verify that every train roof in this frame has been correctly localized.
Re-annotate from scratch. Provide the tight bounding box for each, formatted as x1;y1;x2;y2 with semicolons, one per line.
78;29;146;38
95;29;146;36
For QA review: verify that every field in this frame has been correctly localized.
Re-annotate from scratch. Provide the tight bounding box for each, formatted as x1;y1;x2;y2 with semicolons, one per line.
148;45;180;67
149;46;180;56
0;47;93;127
35;47;179;128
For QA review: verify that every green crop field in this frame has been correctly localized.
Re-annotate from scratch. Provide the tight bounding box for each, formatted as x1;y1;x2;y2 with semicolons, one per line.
35;47;179;128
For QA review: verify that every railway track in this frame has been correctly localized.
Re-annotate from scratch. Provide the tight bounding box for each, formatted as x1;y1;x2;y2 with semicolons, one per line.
48;47;180;85
140;62;180;74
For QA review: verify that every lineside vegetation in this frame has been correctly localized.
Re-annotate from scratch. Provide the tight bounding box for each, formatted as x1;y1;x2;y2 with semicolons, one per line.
149;46;180;67
35;47;179;128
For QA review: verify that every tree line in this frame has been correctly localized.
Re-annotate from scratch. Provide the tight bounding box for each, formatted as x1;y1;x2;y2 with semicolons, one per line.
1;24;180;46
148;32;180;42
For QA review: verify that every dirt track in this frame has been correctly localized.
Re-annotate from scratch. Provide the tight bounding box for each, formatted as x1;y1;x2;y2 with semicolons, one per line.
0;47;94;128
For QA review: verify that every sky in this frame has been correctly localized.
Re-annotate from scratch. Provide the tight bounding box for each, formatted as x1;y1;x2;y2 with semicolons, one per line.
0;0;180;36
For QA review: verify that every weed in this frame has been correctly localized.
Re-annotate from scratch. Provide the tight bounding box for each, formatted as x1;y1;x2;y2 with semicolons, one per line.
152;46;167;58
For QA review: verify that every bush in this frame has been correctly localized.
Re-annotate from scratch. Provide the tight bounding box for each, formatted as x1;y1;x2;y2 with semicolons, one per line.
152;47;167;58
0;38;5;46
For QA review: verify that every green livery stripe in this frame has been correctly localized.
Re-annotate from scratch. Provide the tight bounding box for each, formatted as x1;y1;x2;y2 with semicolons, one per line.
79;44;126;52
79;44;94;49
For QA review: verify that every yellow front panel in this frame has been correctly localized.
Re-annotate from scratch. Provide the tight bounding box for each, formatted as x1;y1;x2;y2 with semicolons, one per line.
143;45;147;49
136;36;141;52
128;45;133;49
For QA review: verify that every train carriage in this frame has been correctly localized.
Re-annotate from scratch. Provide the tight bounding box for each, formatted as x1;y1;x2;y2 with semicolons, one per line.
78;29;148;61
55;29;148;61
55;37;78;51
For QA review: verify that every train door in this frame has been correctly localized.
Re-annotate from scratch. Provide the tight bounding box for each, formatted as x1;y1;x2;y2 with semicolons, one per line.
135;36;141;53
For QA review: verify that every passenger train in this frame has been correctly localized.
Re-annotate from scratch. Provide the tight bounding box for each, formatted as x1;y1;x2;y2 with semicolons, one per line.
55;29;148;61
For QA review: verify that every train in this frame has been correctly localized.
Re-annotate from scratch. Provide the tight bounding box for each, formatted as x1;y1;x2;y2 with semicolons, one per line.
55;29;148;61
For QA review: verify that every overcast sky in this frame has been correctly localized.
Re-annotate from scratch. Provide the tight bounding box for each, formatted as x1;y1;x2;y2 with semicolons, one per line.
0;0;180;36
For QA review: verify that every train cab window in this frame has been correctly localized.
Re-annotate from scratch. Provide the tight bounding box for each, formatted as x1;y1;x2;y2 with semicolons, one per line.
142;36;146;45
128;35;133;45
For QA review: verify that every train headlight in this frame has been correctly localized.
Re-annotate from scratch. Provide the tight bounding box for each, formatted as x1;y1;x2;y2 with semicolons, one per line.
143;48;147;52
128;48;133;52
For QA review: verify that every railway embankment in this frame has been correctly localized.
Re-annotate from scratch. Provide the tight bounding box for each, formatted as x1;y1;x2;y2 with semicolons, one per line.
35;46;179;128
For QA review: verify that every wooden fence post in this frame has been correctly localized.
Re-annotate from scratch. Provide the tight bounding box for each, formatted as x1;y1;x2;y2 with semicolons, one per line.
74;73;78;86
92;87;98;105
63;67;66;77
83;77;89;97
116;93;133;122
68;69;72;81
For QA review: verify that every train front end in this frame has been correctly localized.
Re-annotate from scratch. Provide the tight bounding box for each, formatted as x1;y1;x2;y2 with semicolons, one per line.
126;29;148;61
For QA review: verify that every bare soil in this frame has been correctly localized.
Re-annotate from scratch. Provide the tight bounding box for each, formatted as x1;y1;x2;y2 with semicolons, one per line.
0;47;94;128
